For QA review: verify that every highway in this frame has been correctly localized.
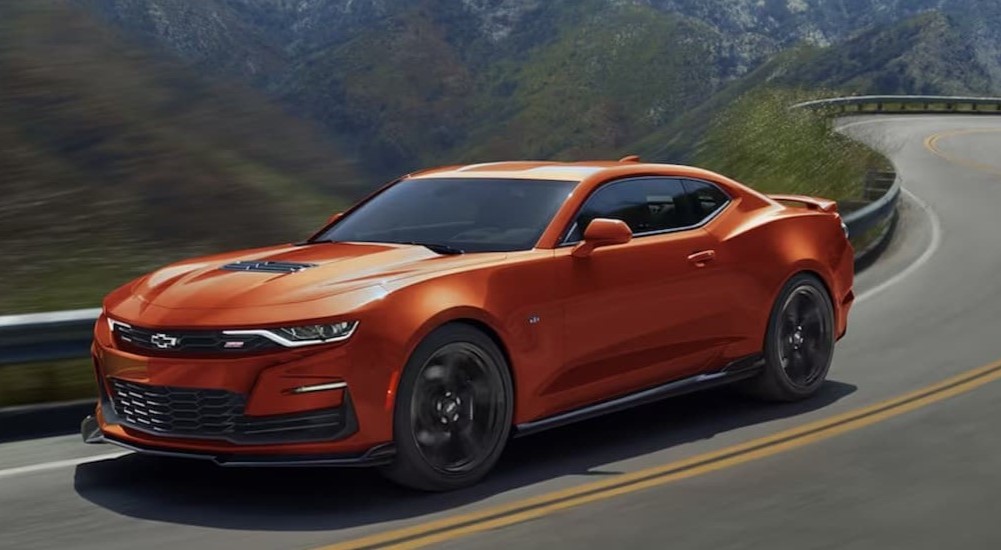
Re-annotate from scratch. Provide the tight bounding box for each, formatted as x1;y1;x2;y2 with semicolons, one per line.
2;114;1001;549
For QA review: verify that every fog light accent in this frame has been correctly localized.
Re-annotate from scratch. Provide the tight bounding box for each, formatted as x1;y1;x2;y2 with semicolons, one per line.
288;381;348;395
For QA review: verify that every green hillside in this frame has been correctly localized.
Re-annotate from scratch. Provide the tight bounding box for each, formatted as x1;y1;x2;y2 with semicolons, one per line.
0;1;365;313
628;47;813;163
463;5;722;162
278;2;727;175
279;4;479;177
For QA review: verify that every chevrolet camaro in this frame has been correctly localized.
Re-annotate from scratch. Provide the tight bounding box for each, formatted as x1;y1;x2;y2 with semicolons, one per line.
82;158;854;490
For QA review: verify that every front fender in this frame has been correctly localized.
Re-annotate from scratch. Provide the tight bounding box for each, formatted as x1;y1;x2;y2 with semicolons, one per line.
365;252;561;424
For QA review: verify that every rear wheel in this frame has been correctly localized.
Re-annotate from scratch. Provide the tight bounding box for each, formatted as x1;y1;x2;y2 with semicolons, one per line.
745;274;835;401
380;324;513;491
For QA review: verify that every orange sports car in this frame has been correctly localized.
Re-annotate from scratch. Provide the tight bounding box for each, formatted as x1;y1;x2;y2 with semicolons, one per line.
82;158;854;490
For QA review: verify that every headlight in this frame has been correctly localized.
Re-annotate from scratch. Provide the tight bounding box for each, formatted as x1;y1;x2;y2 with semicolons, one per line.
840;220;850;239
223;321;358;347
274;322;357;342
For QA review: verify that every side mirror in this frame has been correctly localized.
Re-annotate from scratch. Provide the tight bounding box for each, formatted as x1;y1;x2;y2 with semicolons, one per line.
326;212;343;225
571;218;632;258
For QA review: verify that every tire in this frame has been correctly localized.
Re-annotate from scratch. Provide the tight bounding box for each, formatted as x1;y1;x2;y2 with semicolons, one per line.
744;273;835;402
380;323;513;491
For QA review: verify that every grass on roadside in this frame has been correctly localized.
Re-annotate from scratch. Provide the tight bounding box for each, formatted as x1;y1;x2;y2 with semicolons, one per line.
695;88;892;203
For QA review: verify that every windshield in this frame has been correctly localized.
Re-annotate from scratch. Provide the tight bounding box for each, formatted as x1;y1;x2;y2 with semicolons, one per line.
313;177;577;252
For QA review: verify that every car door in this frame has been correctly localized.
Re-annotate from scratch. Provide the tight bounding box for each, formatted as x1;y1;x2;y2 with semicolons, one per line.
543;176;735;413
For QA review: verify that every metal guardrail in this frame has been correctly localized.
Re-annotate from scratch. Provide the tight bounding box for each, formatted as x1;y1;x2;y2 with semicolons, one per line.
0;308;100;365
793;95;1001;114
841;170;900;240
4;95;998;368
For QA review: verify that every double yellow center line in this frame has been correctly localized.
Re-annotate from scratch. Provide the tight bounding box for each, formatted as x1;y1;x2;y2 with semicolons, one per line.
321;358;1001;550
924;128;1001;175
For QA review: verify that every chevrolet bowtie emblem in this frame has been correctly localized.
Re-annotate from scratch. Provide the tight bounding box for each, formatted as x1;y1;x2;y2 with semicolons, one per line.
150;333;179;349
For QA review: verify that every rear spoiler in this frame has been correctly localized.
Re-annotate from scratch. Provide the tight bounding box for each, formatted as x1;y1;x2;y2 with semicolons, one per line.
768;194;838;214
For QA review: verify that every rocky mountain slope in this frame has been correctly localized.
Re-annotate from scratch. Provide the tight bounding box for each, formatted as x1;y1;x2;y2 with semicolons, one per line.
80;0;1001;175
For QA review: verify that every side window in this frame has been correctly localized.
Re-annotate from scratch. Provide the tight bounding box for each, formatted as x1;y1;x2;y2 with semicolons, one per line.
683;179;729;223
564;178;688;243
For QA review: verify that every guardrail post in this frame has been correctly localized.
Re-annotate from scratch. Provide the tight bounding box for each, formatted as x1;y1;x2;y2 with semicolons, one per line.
862;170;895;201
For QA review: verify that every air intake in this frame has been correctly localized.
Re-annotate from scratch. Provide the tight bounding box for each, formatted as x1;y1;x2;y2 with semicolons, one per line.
221;260;316;273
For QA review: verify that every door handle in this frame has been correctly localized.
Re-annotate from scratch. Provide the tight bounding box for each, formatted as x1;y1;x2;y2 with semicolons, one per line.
687;249;716;267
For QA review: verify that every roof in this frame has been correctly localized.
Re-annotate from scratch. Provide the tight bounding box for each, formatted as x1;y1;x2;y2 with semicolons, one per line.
407;160;730;183
410;161;628;181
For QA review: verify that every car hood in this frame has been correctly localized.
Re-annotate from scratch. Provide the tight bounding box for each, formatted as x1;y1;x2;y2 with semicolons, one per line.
131;242;504;309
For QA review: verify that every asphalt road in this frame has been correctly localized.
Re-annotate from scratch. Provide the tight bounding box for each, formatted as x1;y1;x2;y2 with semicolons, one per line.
2;115;1001;549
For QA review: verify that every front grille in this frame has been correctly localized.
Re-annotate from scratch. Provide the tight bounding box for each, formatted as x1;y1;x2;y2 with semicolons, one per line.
108;379;353;444
111;379;245;437
221;260;316;273
113;324;279;356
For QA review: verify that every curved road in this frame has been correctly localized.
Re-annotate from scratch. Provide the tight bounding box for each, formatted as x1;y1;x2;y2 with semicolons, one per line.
3;115;1001;549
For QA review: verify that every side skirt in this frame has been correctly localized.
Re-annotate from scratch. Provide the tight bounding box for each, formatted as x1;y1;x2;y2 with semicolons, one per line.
513;355;764;438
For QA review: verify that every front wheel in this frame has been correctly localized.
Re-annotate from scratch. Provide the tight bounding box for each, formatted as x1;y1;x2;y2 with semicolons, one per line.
744;274;835;402
380;324;513;491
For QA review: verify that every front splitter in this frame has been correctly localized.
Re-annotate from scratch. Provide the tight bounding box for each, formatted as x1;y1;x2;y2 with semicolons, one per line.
80;415;395;467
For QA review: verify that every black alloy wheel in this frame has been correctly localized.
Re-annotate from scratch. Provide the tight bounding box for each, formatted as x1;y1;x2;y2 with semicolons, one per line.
776;284;834;387
745;273;836;402
410;342;508;474
381;324;513;491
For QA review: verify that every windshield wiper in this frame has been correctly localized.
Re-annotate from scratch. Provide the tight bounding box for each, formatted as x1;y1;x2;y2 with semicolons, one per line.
400;241;465;255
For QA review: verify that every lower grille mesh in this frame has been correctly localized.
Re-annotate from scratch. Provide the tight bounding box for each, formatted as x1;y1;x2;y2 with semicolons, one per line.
111;379;244;437
108;379;352;444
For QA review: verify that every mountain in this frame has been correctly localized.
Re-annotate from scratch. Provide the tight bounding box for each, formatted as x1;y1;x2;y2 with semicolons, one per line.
5;0;1001;314
631;9;997;162
0;0;365;312
776;11;994;95
81;1;997;79
81;0;1001;174
291;2;727;164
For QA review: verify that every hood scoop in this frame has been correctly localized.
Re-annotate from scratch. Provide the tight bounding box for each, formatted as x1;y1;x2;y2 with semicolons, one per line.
221;260;318;274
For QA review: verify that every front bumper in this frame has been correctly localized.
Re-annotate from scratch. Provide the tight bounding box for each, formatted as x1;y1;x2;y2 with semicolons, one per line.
87;312;399;461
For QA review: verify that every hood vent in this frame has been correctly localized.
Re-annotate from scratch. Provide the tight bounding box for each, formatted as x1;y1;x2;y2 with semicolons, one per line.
221;260;317;273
